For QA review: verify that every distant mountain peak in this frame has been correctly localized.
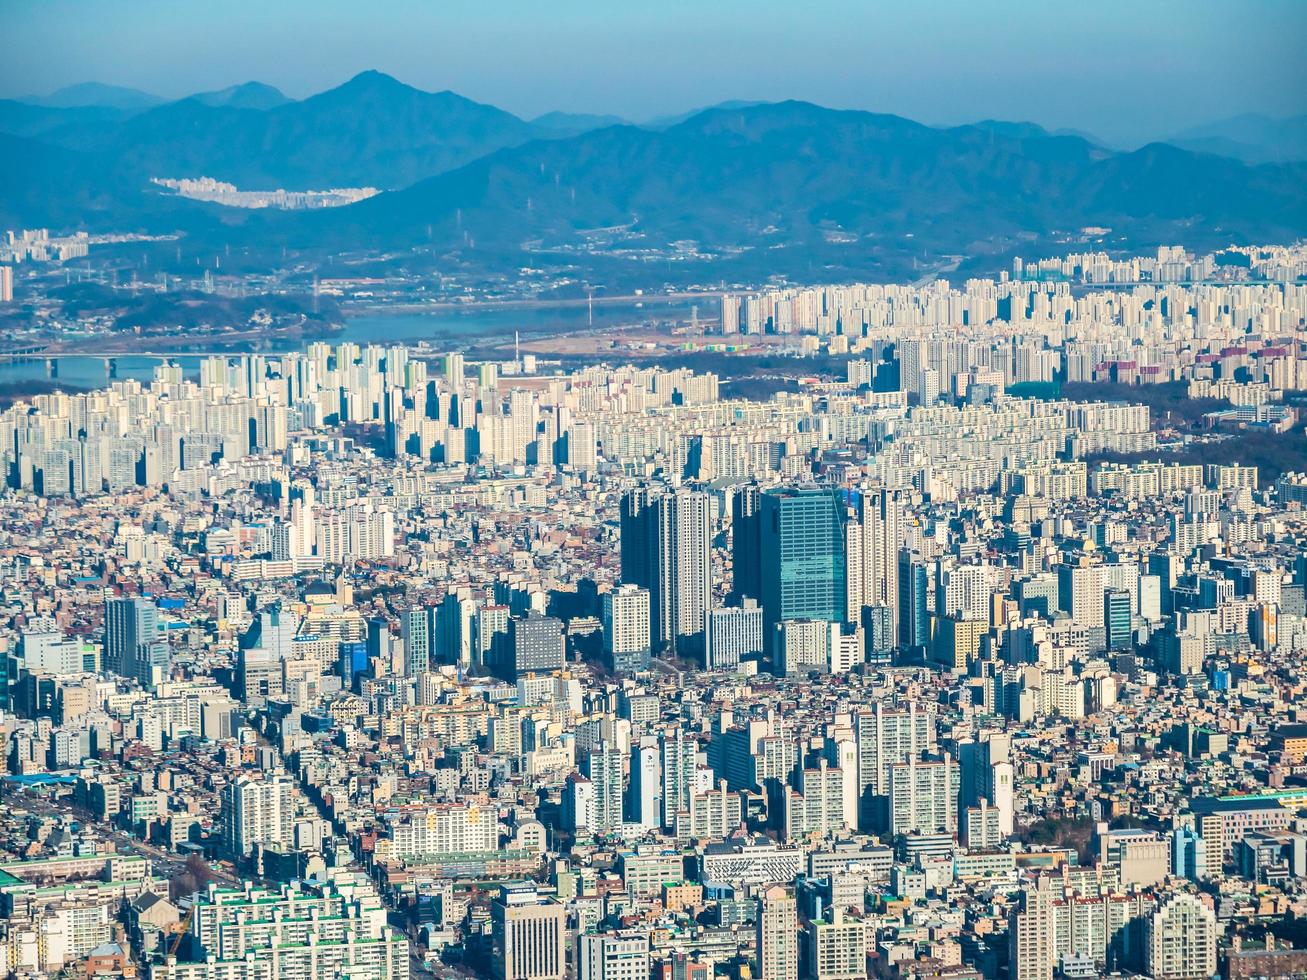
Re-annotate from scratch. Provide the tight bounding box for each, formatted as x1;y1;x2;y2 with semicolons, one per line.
531;111;628;135
965;119;1051;140
22;82;163;110
643;99;768;129
2;68;539;193
1167;112;1307;165
335;70;418;94
190;82;290;110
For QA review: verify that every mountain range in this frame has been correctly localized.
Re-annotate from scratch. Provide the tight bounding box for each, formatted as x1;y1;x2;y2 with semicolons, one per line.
278;102;1306;276
0;71;540;191
1167;113;1307;166
2;72;1305;282
18;82;164;110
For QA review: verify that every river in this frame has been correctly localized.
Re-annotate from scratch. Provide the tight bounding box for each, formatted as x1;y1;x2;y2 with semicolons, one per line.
0;297;701;389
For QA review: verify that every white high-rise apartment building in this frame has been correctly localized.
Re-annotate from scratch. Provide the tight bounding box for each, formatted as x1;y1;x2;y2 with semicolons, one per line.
1058;562;1105;629
154;879;408;980
581;741;625;833
807;907;868;980
854;704;935;829
856;487;905;635
443;352;465;384
887;755;959;836
659;726;695;830
350;505;395;559
314;505;395;563
756;885;798;980
578;932;649;980
1146;893;1217;980
1009;879;1058;980
679;782;743;840
705;600;763;670
221;773;294;857
567;420;597;470
785;758;850;838
937;562;997;621
602;585;651;660
777;619;841;676
628;736;661;829
380;803;498;859
720;295;740;334
315;512;351;563
1008;876;1155;979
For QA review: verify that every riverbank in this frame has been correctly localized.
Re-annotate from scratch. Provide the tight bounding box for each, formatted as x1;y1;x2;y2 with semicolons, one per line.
0;379;89;408
342;289;724;316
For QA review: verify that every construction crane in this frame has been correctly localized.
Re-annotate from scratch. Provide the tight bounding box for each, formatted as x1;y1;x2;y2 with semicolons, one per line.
167;906;194;959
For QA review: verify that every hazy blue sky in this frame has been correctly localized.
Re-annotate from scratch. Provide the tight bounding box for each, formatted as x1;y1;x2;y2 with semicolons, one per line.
3;0;1304;146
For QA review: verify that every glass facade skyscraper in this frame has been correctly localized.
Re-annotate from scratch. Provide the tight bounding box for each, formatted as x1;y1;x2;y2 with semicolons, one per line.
104;596;169;687
899;553;930;650
1105;588;1133;650
760;487;847;659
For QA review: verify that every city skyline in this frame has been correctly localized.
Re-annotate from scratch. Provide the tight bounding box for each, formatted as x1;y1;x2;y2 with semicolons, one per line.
3;5;1307;979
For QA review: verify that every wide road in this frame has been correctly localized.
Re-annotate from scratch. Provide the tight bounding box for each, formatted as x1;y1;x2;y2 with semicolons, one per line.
4;792;241;888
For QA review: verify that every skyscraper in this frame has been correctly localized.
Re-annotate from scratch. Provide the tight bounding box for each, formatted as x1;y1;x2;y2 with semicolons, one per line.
861;605;895;664
959;731;1014;837
475;604;511;666
627;736;662;829
898;553;930;649
492;885;566;980
1008;879;1058;980
720;295;740;335
760;487;847;662
731;484;763;604
497;612;565;680
104;596;169;687
400;607;431;674
887;754;958;836
854;703;935;831
442;352;465;386
602;584;651;672
562;772;596;834
756;885;798;980
435;592;478;668
580;741;625;833
855;487;905;638
565;420;598;471
221;772;294;858
1058;562;1105;629
704;600;764;670
1145;893;1217;980
1104;588;1132;650
659;726;696;830
621;487;712;654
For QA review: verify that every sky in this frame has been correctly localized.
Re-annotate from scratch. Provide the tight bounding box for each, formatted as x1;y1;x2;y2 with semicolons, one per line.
2;0;1305;147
